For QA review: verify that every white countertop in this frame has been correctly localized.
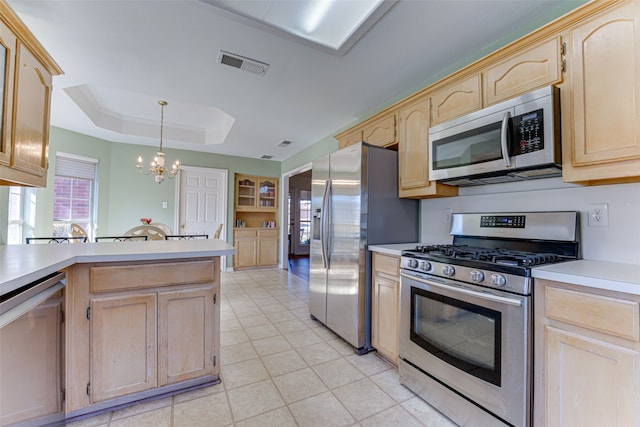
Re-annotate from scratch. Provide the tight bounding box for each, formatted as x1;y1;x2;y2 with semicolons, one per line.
368;243;420;256
532;260;640;295
0;239;235;296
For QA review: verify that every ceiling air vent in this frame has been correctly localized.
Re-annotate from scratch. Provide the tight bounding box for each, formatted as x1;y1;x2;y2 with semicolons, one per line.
217;50;269;76
260;155;273;159
278;140;293;147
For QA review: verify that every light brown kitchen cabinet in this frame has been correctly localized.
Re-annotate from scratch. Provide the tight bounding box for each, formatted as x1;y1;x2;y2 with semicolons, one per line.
371;252;400;364
90;293;158;402
0;2;63;187
483;36;563;106
65;258;219;415
534;279;640;426
430;74;482;126
560;0;640;184
0;291;63;427
335;127;363;149
159;287;214;386
397;96;458;199
233;228;279;269
235;174;278;212
362;113;396;147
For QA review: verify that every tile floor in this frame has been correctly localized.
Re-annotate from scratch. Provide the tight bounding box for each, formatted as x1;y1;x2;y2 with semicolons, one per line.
67;268;457;426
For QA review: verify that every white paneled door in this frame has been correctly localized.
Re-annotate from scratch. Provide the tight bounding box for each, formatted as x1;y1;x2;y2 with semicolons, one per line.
177;166;227;241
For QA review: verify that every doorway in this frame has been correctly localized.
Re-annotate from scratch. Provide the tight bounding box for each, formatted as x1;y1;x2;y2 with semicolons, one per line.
281;166;311;278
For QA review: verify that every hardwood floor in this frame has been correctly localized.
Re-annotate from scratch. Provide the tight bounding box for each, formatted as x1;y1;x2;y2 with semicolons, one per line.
288;255;309;281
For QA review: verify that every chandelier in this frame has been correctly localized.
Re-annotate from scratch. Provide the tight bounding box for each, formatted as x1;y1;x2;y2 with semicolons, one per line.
136;100;180;183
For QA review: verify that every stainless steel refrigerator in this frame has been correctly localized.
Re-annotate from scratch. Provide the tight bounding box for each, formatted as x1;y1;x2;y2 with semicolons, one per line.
309;142;418;353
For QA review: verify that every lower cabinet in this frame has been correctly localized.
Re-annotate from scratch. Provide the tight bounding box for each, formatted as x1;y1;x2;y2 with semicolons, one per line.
371;252;400;365
534;279;640;426
65;258;220;415
234;228;279;269
0;291;64;426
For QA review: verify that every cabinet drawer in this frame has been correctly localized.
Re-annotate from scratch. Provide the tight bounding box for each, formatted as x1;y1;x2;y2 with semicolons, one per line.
545;286;640;342
258;229;278;238
90;260;215;292
373;253;400;278
234;229;257;238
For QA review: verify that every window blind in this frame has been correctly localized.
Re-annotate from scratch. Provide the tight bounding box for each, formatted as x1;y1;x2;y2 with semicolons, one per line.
55;154;98;180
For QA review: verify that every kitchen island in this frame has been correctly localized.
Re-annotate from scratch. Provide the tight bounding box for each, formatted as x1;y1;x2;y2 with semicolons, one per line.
0;240;234;426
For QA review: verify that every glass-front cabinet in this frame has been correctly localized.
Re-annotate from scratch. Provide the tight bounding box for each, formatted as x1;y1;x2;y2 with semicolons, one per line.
234;174;278;212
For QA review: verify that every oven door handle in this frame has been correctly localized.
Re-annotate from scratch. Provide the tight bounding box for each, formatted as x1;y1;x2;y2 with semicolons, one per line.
401;272;523;307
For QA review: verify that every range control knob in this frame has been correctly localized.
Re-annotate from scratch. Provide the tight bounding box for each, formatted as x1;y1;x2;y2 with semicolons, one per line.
407;259;418;269
419;261;432;272
490;273;507;287
470;270;485;283
442;265;455;276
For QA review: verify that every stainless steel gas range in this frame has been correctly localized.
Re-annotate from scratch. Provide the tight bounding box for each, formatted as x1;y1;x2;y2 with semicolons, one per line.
399;211;580;427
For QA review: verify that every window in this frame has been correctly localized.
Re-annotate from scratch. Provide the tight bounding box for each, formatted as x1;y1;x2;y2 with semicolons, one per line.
7;187;36;244
298;189;311;245
53;153;98;238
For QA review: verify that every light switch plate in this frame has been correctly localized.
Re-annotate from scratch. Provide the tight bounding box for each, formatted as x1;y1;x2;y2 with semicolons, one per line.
162;201;168;209
587;203;609;227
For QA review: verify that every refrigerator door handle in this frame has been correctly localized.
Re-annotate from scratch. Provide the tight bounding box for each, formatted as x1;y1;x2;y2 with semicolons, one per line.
321;179;331;269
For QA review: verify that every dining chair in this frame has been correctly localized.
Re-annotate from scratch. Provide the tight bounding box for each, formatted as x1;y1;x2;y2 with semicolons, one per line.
213;223;223;239
26;236;88;244
124;225;166;240
70;223;88;239
149;222;172;235
95;236;148;242
165;234;209;240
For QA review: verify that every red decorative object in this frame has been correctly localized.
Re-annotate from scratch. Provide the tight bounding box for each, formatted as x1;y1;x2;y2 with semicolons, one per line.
140;217;152;225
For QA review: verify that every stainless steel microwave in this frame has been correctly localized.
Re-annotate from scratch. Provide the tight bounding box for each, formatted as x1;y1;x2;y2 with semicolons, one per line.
428;85;561;186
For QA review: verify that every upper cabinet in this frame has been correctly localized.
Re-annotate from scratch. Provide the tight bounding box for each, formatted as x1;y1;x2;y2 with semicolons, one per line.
362;113;396;147
336;127;362;150
430;74;482;126
397;96;458;199
0;2;63;187
561;0;640;184
235;174;278;212
483;36;564;106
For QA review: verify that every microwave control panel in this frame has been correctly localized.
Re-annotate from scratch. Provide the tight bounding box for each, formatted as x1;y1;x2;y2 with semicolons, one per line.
512;108;543;154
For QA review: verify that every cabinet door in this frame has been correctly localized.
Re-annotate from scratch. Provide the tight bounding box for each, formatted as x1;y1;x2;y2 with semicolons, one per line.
0;296;63;426
397;97;458;199
159;288;214;386
544;326;640;426
234;233;258;268
336;128;362;149
11;42;52;183
90;294;157;403
258;178;278;210
363;113;396;147
257;232;279;266
483;36;563;106
430;74;482;125
0;22;16;167
371;273;399;364
235;176;257;210
563;1;640;182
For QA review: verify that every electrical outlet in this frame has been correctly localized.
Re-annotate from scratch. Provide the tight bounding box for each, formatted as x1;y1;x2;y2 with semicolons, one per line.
587;203;609;227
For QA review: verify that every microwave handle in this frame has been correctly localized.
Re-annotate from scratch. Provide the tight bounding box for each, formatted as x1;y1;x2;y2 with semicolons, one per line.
501;111;512;167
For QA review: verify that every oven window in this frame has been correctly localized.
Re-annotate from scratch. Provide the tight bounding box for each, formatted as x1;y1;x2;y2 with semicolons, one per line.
410;287;501;386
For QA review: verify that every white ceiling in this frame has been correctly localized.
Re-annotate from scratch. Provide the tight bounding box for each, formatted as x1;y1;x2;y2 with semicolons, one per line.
8;0;583;162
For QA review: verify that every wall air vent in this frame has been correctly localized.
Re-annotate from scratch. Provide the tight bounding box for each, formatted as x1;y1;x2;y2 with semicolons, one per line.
260;155;273;159
217;50;269;76
278;140;293;147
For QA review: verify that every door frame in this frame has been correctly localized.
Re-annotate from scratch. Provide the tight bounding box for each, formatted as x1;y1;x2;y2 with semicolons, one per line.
280;162;312;270
174;165;228;270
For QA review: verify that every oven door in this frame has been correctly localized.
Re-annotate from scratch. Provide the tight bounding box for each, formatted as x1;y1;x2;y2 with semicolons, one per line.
399;271;530;427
